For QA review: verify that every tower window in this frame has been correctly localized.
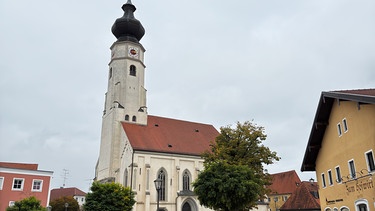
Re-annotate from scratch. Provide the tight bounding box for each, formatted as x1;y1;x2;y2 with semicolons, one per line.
109;67;113;79
132;116;136;122
125;115;129;121
130;65;136;76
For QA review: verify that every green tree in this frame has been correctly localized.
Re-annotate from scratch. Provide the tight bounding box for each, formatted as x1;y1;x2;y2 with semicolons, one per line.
84;182;135;211
194;121;280;211
6;196;46;211
50;196;79;211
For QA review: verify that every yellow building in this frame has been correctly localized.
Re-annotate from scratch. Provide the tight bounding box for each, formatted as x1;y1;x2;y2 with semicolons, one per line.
301;89;375;211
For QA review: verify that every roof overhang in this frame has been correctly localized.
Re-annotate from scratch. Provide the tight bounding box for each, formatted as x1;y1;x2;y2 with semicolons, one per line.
301;90;375;172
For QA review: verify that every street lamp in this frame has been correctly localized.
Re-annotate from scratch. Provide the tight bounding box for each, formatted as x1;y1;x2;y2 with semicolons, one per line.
154;178;162;211
64;202;69;211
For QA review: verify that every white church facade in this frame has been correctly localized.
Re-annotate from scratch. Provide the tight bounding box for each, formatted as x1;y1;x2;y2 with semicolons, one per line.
94;1;219;211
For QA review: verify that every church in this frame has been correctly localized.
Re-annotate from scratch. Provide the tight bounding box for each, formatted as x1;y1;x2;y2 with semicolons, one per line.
94;1;219;211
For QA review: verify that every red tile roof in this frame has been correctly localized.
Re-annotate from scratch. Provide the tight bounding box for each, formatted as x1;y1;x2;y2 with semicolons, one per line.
50;187;86;201
122;115;219;156
0;162;38;170
280;181;320;210
335;88;375;96
268;170;301;194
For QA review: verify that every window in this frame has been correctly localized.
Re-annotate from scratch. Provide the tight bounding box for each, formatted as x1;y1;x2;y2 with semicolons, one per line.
328;170;333;186
130;65;136;76
9;201;15;207
365;150;375;172
124;169;128;187
282;196;288;201
12;178;24;190
109;67;113;79
132;116;136;122
0;177;4;190
340;207;349;211
348;160;356;179
125;115;129;121
157;169;166;201
342;118;348;132
321;173;326;188
32;180;43;192
183;170;191;191
335;166;342;183
337;123;342;136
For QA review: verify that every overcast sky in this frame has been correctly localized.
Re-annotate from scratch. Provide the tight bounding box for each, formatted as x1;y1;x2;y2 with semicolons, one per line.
1;0;374;192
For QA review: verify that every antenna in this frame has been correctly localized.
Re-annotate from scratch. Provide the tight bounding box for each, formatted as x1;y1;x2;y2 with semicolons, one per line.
61;169;69;188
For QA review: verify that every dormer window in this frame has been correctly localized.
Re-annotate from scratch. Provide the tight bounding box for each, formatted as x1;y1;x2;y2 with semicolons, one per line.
130;65;136;76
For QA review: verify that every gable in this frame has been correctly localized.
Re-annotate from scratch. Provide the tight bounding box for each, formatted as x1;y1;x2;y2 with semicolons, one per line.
301;89;375;171
268;170;301;194
121;115;219;156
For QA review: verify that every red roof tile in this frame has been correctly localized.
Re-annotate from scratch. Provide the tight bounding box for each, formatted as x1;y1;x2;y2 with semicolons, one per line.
0;162;38;170
268;170;301;194
122;115;219;156
50;187;86;201
335;88;375;96
280;181;320;210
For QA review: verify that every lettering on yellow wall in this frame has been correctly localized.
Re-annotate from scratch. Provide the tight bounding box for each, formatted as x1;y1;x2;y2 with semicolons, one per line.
346;179;373;193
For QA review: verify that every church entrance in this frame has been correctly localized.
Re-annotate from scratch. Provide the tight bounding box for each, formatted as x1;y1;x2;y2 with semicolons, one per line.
182;202;191;211
181;198;197;211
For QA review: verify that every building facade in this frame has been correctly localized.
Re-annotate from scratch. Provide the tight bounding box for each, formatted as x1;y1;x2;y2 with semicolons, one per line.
95;1;218;211
0;162;53;211
301;89;375;211
50;187;87;208
267;170;302;211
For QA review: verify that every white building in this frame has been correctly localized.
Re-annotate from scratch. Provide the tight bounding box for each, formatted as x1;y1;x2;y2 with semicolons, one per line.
95;1;219;211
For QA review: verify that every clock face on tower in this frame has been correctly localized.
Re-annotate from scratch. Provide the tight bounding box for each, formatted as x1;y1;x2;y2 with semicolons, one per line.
128;46;139;58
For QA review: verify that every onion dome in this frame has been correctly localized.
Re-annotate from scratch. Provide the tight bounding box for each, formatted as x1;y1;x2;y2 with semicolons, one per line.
111;0;145;42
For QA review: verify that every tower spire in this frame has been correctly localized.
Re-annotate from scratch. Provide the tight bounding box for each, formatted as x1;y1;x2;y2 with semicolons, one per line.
111;0;145;42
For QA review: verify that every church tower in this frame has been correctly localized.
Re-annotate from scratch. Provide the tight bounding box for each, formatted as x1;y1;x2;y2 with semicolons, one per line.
96;0;146;182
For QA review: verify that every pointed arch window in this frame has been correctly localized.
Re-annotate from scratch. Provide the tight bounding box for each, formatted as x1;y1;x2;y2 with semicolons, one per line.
183;170;191;191
132;116;136;122
124;169;128;187
157;169;166;201
130;65;136;76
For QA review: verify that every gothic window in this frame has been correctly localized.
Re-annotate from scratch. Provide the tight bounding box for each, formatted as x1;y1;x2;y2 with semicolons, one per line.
130;65;136;76
183;170;191;191
124;169;128;187
125;115;129;121
182;202;192;211
132;116;136;122
157;169;166;201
